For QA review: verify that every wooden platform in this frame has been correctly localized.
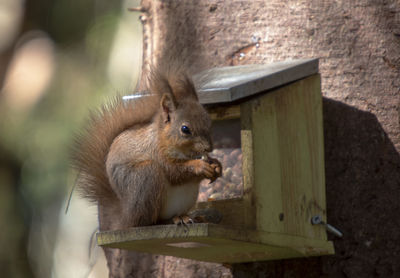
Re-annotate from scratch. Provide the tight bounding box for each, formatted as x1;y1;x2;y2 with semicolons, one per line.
97;223;334;263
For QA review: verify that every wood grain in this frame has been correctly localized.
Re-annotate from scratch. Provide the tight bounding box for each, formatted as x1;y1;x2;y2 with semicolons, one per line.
97;223;333;263
194;59;319;104
249;74;327;240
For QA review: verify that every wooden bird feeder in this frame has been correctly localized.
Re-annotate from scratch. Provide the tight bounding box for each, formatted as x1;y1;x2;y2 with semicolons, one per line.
97;58;335;263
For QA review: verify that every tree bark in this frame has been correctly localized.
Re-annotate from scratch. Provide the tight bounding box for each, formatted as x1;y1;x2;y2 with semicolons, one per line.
105;0;400;276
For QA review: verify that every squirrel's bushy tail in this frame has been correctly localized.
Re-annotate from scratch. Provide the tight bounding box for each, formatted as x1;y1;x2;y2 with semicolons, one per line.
71;94;159;204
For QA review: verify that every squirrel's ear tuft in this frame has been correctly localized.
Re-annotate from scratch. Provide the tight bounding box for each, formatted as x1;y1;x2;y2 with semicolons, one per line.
160;93;176;123
171;74;199;102
148;63;198;102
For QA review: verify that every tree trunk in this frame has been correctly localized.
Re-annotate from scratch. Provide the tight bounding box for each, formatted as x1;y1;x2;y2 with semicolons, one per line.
104;0;400;276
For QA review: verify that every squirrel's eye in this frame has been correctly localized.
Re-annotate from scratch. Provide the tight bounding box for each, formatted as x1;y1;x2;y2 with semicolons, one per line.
181;125;191;135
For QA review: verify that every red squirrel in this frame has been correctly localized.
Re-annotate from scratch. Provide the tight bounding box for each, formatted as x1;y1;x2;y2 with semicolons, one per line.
71;65;222;230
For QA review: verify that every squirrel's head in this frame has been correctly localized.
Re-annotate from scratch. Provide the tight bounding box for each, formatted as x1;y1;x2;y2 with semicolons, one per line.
153;72;212;160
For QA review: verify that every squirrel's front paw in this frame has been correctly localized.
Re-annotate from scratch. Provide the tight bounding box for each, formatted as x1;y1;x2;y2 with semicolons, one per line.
190;159;215;179
189;158;222;182
207;157;222;183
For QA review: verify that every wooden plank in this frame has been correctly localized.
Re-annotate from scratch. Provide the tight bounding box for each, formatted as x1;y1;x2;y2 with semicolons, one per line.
240;129;256;229
275;74;326;240
194;59;319;104
97;223;334;263
97;223;210;244
248;91;285;234
97;223;334;251
302;75;327;233
99;235;300;263
250;74;326;240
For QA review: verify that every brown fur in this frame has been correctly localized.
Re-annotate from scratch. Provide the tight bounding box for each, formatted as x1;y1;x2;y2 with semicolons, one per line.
71;64;221;230
71;94;160;204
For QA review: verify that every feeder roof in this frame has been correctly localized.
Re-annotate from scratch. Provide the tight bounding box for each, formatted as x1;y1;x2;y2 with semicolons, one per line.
194;58;319;105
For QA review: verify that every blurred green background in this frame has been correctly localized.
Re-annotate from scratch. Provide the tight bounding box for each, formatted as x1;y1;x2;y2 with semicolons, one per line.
0;0;142;277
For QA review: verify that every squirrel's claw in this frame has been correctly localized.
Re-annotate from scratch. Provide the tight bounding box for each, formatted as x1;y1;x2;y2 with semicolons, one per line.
172;215;194;226
182;215;194;224
209;176;218;184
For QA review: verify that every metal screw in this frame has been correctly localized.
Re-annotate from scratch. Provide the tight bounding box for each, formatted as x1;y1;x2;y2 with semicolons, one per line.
311;215;343;238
